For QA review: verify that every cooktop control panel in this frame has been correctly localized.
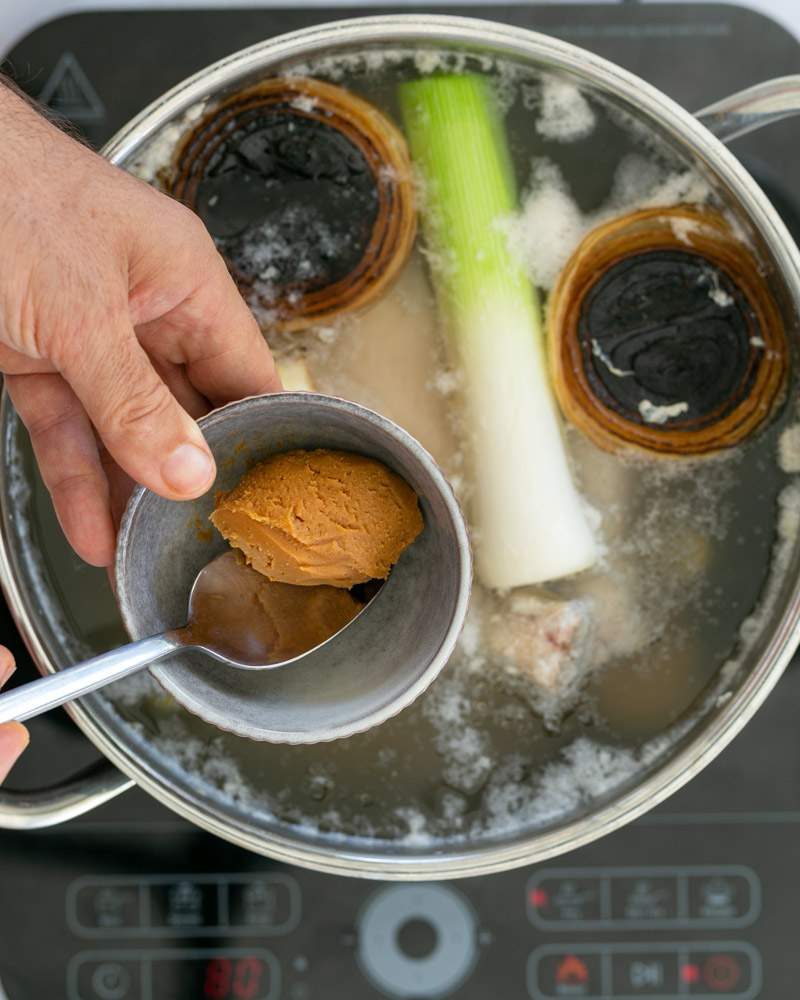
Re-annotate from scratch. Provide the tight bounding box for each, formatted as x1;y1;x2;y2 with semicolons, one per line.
65;864;763;998
2;806;800;998
66;867;762;1000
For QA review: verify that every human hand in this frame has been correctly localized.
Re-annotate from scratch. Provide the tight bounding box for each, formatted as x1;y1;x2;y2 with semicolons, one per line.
0;83;280;567
0;648;28;783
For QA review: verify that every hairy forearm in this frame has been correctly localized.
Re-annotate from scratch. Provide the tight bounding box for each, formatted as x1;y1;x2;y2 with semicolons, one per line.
0;71;89;143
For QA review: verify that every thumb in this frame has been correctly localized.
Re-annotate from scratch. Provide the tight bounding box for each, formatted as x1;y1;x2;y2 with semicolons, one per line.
57;317;216;500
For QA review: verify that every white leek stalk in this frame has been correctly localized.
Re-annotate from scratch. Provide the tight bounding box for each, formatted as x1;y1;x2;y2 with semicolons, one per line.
399;74;596;588
276;356;315;392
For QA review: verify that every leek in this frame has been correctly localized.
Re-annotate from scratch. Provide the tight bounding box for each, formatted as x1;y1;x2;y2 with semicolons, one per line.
399;74;596;588
276;357;315;392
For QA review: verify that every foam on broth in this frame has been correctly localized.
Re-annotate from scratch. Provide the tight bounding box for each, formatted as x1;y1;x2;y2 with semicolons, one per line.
8;46;799;847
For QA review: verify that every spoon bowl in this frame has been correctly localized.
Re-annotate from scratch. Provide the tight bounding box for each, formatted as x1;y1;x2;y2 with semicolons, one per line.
177;550;382;669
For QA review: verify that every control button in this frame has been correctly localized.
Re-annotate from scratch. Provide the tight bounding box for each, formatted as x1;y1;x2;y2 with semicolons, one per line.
71;885;141;932
700;953;745;993
705;954;741;992
69;957;140;1000
91;964;131;1000
688;875;753;922
611;878;677;922
229;875;301;933
529;878;603;923
358;885;477;998
685;949;753;995
149;880;216;928
612;952;678;995
534;951;602;998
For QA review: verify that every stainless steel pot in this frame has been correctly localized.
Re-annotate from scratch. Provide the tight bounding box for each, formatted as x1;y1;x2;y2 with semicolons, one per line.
2;14;800;879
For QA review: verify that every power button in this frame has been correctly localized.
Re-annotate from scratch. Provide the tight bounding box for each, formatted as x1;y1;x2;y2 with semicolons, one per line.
91;963;131;1000
68;956;140;1000
701;953;743;993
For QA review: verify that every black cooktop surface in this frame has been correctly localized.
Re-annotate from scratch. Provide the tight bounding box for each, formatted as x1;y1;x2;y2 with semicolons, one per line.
2;5;800;999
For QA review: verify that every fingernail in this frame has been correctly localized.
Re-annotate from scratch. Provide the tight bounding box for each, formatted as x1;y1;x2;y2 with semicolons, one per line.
0;661;16;687
0;723;29;780
161;443;215;496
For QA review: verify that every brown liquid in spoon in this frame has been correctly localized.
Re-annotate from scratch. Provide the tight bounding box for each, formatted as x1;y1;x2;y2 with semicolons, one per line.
175;551;363;665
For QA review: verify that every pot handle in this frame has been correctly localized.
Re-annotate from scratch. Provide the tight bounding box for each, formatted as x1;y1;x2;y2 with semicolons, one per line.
695;75;800;142
0;760;134;830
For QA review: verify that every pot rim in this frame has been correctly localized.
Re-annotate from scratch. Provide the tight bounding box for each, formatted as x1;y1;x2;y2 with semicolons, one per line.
3;13;800;878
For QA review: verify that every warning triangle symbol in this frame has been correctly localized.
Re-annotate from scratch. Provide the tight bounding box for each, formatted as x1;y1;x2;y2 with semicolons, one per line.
38;52;105;123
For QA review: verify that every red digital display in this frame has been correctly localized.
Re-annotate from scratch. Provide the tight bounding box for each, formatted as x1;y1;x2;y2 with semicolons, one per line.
203;957;264;1000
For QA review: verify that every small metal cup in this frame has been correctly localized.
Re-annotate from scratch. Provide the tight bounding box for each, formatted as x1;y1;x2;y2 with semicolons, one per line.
114;392;472;743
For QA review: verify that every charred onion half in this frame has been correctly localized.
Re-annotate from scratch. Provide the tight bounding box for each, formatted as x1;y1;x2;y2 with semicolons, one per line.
171;77;416;331
548;206;788;457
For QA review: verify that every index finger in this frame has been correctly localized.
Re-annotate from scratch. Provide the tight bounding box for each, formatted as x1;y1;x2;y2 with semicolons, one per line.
137;252;282;407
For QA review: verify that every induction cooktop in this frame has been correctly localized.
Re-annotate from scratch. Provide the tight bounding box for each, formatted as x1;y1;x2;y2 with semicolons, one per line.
2;5;800;999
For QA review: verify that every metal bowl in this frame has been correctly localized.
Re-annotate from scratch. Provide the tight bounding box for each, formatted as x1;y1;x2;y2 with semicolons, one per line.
116;392;471;743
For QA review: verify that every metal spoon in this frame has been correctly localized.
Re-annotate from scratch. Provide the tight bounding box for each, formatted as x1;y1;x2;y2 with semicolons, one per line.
0;551;374;725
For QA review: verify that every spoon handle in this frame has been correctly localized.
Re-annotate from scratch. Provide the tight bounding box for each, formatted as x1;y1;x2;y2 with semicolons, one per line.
0;634;181;724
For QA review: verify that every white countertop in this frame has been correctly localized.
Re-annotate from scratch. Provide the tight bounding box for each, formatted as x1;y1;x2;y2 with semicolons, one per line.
1;0;799;59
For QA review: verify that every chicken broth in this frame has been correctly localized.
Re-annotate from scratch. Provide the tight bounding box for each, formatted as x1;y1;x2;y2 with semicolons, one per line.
11;47;798;843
